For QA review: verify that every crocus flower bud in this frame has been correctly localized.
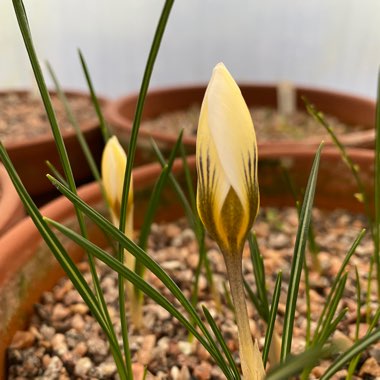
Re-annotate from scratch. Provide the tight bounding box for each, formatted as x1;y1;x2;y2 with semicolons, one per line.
196;62;259;256
101;136;133;237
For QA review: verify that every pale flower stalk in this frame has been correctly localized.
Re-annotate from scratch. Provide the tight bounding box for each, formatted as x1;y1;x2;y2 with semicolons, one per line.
101;136;134;272
196;63;265;380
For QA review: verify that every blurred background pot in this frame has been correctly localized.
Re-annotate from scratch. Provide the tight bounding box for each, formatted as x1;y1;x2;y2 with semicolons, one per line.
0;145;375;377
0;90;108;205
0;164;24;236
105;84;375;163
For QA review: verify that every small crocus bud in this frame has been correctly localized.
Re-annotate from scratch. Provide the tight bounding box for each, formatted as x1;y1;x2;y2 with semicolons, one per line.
101;136;133;238
196;62;259;256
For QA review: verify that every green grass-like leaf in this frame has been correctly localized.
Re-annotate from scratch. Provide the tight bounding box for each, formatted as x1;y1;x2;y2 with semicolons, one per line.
262;271;282;367
137;131;184;252
316;273;348;345
319;327;380;380
132;132;183;320
114;4;174;365
266;345;324;380
119;0;174;237
46;174;236;379
280;143;323;361
248;232;270;321
46;61;102;184
313;229;366;341
78;49;110;143
0;144;129;379
346;267;362;379
202;306;241;379
11;0;123;374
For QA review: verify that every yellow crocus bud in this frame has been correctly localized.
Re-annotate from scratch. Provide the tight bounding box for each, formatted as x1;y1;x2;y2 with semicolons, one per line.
196;63;264;380
101;136;133;239
196;62;259;256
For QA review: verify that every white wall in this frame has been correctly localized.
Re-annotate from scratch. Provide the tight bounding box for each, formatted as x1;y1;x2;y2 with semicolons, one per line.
1;0;379;99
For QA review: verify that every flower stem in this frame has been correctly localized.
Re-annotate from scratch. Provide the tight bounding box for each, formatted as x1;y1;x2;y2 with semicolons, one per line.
224;252;265;380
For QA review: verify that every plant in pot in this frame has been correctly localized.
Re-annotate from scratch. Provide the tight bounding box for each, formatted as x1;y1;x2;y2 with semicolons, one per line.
0;61;108;205
104;80;376;164
2;0;380;379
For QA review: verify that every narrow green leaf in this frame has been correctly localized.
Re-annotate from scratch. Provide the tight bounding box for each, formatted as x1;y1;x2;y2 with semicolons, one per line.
248;232;270;320
323;307;348;344
45;160;67;187
244;279;267;321
354;267;362;342
138;131;184;251
320;327;380;380
262;271;282;367
366;256;375;323
78;49;110;143
316;273;348;345
368;306;380;333
132;133;183;320
11;0;123;374
0;144;128;379
202;306;241;380
115;4;174;367
314;229;366;340
119;0;174;239
151;139;196;230
304;97;373;241
281;143;323;361
46;61;102;183
303;256;311;347
46;216;235;379
266;345;324;380
179;143;197;213
46;174;233;378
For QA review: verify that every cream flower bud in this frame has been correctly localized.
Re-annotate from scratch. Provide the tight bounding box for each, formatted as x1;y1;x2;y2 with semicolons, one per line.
196;62;259;255
101;136;133;236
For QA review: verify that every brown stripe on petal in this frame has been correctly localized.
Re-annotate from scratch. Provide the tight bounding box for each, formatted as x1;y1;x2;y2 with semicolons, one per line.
197;148;219;242
241;149;259;231
198;154;205;188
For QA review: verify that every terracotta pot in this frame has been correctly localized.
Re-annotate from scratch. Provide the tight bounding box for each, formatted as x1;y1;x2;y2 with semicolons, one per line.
1;90;108;205
0;164;24;236
0;146;375;376
0;160;189;377
104;84;375;163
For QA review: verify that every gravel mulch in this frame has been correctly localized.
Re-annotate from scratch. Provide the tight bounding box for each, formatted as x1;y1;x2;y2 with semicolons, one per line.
0;92;97;144
140;105;365;143
7;207;380;379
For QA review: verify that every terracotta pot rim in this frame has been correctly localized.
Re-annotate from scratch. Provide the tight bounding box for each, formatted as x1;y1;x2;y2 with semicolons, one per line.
0;158;181;288
110;82;376;106
0;165;24;236
1;89;108;151
259;144;374;159
105;83;376;147
1;144;373;282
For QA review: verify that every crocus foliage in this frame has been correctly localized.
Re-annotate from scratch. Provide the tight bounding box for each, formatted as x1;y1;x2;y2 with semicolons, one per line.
101;136;134;237
196;62;259;256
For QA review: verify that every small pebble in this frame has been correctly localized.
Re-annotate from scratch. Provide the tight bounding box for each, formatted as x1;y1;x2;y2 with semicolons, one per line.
51;333;68;356
9;331;35;349
74;357;93;377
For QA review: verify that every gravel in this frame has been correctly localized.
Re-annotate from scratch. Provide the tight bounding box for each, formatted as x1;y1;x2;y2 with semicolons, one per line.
7;207;380;379
0;92;97;144
140;104;365;142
